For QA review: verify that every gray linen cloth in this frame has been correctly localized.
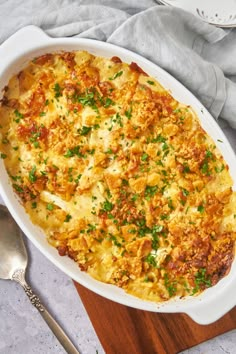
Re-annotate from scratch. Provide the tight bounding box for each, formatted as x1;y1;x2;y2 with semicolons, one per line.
0;0;236;129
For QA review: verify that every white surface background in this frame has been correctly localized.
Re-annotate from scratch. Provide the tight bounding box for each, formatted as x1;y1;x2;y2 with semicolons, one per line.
0;119;235;353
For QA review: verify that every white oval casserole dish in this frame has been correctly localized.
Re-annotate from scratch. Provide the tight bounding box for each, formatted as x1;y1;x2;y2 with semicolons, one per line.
0;25;235;325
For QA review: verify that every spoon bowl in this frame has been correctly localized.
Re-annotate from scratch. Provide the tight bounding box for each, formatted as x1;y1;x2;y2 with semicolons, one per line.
0;205;27;279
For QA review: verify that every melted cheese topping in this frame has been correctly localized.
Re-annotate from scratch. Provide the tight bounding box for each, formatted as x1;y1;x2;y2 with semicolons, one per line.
0;51;236;302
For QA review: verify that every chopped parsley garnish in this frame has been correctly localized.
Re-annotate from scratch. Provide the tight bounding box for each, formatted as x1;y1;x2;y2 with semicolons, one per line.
160;214;169;220
53;83;62;98
215;164;224;173
109;71;123;80
143;276;151;283
156;160;164;167
108;234;122;247
164;273;177;297
181;188;189;197
29;130;41;146
162;142;169;151
141;153;148;161
205;149;213;159
200;161;210;175
0;153;7;159
183;162;190;173
173;108;181;113
31;202;37;209
13;184;23;193
39;112;46;117
77;90;98;113
145;185;158;199
151;224;163;250
147;80;155;85
192;268;211;294
33;141;40;148
88;148;95;155
161;169;168;176
64;146;85;158
125;106;132;120
106;189;112;199
113;113;123;127
43;157;49;165
46;203;54;211
86;224;96;233
160;185;167;195
14;109;24;123
10;174;22;182
64;214;72;222
74;174;82;183
137;224;152;237
197;205;205;213
128;228;136;234
105;148;113;154
104;97;114;108
101;199;113;212
2;137;9;144
145;254;157;267
168;198;175;210
151;134;166;143
121;179;129;186
131;194;138;202
78;126;92;136
29;165;37;182
179;116;185;122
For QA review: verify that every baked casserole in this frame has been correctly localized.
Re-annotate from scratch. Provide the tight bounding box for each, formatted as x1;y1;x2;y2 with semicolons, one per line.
0;50;235;301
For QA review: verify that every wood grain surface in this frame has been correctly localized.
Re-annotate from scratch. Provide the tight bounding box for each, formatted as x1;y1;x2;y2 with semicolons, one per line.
74;282;236;354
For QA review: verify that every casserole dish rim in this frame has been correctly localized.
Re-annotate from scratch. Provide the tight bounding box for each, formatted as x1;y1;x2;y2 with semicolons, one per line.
0;25;235;325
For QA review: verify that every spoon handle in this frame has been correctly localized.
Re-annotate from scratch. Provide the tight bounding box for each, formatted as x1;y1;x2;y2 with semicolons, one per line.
12;269;80;354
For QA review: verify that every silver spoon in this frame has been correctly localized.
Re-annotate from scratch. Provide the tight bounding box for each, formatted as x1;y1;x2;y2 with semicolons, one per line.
0;204;80;354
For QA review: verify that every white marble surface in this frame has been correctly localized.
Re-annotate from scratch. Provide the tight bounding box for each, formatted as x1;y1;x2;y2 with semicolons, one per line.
0;119;236;354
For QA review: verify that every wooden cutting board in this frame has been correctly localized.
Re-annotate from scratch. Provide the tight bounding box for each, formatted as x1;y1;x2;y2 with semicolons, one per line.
74;282;236;354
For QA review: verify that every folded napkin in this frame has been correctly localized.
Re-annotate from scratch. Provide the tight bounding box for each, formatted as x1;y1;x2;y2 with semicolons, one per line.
0;0;236;130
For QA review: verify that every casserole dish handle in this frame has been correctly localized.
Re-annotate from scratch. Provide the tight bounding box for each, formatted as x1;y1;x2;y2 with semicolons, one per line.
186;286;236;325
0;26;50;69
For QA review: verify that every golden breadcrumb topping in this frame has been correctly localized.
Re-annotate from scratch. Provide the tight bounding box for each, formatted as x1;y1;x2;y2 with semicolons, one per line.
0;51;235;301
